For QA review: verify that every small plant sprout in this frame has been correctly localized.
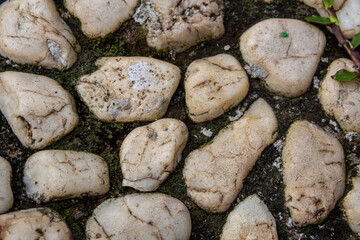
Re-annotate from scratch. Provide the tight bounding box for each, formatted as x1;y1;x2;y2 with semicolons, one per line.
306;0;360;82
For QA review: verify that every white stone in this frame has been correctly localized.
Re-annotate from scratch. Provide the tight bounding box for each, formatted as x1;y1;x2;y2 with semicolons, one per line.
221;195;278;240
240;18;326;97
0;156;13;214
185;54;249;123
120;118;188;191
0;0;80;70
343;177;360;233
133;0;225;52
318;58;360;134
65;0;139;38
183;98;278;213
298;0;360;39
86;193;191;240
282;120;345;226
77;57;181;122
23;150;110;203
0;71;79;149
0;208;72;239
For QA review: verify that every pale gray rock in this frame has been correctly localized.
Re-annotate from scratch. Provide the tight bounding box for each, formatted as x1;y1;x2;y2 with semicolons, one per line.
221;195;278;240
86;193;191;240
133;0;225;52
23;150;110;203
183;98;278;213
318;58;360;134
0;208;72;240
65;0;139;38
343;177;360;233
298;0;360;39
0;156;13;214
240;18;326;97
0;0;80;70
77;57;181;122
185;54;249;123
120;118;188;191
0;71;79;149
282;120;345;226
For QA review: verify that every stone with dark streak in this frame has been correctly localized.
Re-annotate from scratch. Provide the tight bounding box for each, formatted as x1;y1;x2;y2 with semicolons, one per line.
0;71;79;149
282;120;345;226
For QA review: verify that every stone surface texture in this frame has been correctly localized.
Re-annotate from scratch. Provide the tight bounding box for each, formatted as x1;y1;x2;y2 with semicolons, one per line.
240;18;326;97
183;98;278;213
0;71;79;149
282;120;345;226
185;54;249;123
120;118;188;191
133;0;225;52
318;58;360;134
0;156;13;214
221;195;278;240
65;0;139;38
77;57;181;122
0;0;80;70
343;177;360;233
0;208;72;239
298;0;360;39
23;150;110;203
86;193;191;240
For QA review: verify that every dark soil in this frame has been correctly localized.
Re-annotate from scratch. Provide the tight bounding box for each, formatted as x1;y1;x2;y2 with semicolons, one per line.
0;0;359;239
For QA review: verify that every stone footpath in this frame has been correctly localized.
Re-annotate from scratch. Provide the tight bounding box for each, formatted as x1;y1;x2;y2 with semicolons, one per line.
0;0;360;239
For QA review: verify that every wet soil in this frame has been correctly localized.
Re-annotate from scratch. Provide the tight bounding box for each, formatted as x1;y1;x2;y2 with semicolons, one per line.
0;0;359;239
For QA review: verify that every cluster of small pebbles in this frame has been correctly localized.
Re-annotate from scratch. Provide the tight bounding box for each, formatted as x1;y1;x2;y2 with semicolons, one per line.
0;0;360;239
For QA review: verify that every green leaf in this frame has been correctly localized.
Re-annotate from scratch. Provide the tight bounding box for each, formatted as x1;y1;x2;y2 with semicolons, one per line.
351;33;360;49
305;16;332;25
322;0;334;8
332;69;360;82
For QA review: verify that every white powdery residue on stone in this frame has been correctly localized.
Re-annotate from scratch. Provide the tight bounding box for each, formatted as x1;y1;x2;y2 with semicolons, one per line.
128;62;158;91
273;139;284;152
329;120;341;132
346;132;358;142
313;76;320;89
133;0;162;37
200;128;213;137
272;157;282;172
48;40;67;68
228;109;244;121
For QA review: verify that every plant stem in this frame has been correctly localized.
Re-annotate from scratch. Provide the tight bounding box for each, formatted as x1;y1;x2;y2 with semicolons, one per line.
327;7;360;71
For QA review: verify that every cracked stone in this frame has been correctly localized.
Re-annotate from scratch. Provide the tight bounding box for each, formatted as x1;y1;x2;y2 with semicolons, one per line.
0;208;72;239
0;156;13;214
0;0;80;70
318;58;360;134
0;71;79;149
282;120;345;226
120;118;188;191
221;195;278;240
185;54;249;123
240;18;326;97
298;0;360;39
86;193;191;240
133;0;225;52
343;177;360;233
23;150;110;203
183;98;278;213
77;57;181;122
65;0;139;38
